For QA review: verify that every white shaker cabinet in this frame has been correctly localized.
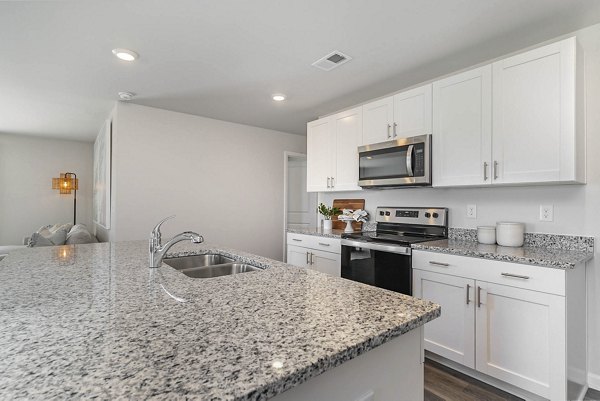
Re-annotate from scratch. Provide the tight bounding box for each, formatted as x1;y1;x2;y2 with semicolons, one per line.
393;84;432;139
432;37;584;187
286;233;341;277
475;281;565;400
412;250;587;401
413;270;475;368
362;96;394;145
432;66;492;187
306;117;334;192
307;107;362;192
361;84;432;146
492;37;585;184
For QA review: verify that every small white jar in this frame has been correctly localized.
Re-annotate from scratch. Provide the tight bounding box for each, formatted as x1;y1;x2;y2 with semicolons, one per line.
496;222;525;247
477;226;496;244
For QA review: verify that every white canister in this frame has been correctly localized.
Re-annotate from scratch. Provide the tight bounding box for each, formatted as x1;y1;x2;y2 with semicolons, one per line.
477;226;496;244
322;219;333;231
496;222;525;247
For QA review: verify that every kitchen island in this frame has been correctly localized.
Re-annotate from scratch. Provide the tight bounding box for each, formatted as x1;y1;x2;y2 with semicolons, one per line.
0;241;440;400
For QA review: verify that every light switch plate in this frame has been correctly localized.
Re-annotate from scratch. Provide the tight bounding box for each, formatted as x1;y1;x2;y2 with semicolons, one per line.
467;204;477;219
540;205;554;222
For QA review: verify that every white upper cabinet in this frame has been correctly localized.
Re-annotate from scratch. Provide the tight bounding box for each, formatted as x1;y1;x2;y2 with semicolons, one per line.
307;107;362;192
492;37;584;184
393;84;432;138
361;84;432;146
433;66;492;187
362;96;394;145
306;117;334;192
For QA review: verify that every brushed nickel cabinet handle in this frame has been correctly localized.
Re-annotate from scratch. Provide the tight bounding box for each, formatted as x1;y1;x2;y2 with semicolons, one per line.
331;177;335;188
387;124;392;139
306;252;310;265
466;284;471;305
429;261;449;267
493;161;499;180
318;242;330;247
326;177;331;188
310;252;314;265
292;238;302;242
393;122;398;138
483;162;488;181
501;272;530;280
477;286;482;308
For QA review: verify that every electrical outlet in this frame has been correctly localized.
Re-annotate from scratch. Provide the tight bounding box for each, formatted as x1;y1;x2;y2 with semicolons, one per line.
540;205;554;222
466;204;477;219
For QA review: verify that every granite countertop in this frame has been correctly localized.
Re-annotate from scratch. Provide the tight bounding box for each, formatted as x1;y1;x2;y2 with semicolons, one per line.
0;241;439;400
412;239;594;269
286;227;345;238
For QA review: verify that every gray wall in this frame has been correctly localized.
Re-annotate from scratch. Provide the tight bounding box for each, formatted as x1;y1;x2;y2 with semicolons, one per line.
105;103;306;260
0;133;93;244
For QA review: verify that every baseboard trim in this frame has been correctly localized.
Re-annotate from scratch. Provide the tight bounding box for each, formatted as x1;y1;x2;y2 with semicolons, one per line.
589;372;600;391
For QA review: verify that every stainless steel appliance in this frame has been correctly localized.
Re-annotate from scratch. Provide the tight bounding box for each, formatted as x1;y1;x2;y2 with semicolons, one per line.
358;134;432;188
341;206;448;295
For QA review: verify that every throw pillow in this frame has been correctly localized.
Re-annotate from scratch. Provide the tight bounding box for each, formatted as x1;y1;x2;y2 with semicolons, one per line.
66;225;98;245
28;229;68;247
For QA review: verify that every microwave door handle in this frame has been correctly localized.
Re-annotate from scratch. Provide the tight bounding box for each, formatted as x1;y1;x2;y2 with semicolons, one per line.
406;144;414;176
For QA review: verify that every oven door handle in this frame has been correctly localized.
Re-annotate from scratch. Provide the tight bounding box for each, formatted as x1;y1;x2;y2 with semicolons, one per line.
341;239;411;255
406;144;414;177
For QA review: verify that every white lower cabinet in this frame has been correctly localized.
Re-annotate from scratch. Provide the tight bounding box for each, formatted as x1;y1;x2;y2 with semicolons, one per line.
286;233;341;277
413;270;475;368
413;250;586;401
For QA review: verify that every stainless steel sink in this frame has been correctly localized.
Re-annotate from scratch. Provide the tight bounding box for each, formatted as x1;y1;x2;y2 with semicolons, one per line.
180;263;262;279
163;254;235;270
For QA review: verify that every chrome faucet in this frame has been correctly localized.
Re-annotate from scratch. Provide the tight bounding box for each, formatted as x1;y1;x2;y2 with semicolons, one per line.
149;216;204;268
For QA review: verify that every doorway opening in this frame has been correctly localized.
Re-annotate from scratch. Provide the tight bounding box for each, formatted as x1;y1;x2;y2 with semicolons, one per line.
283;152;317;261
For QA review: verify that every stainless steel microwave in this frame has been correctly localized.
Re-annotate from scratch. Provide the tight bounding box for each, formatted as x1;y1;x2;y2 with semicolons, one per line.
358;134;431;188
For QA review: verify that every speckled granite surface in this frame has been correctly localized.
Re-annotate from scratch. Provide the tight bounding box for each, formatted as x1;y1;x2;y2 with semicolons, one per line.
0;241;439;400
286;227;344;238
449;228;594;252
412;239;593;269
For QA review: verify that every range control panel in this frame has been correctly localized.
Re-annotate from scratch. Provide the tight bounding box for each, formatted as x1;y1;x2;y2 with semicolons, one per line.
376;207;448;227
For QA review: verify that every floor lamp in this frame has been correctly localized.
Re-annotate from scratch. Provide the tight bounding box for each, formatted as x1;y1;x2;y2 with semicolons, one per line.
52;172;78;225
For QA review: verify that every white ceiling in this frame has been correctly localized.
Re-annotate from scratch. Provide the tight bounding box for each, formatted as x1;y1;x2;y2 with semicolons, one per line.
2;0;600;142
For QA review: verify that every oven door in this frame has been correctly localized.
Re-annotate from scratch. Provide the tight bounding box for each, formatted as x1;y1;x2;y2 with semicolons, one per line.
340;240;412;295
358;134;431;187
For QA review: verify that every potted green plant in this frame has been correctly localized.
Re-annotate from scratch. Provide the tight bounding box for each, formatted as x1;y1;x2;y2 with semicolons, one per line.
317;203;341;231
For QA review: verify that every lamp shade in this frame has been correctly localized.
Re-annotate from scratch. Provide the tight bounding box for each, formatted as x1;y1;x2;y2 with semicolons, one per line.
52;173;78;194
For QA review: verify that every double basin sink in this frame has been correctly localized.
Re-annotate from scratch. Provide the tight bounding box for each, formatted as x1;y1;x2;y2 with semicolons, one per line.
163;254;262;279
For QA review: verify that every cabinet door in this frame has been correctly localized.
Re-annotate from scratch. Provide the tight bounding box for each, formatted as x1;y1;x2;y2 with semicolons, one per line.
307;117;334;192
413;269;475;368
310;248;341;277
332;107;362;191
286;245;310;268
362;96;394;145
433;66;492;187
475;282;566;400
492;37;577;184
392;84;432;138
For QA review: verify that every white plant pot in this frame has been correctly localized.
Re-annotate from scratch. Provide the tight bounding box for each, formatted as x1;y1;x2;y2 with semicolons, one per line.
323;219;333;231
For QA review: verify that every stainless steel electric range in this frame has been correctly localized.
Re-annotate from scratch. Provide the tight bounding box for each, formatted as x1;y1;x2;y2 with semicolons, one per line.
340;206;449;296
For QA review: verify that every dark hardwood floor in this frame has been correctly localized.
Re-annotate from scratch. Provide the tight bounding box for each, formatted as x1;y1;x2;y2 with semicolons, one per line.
424;359;600;401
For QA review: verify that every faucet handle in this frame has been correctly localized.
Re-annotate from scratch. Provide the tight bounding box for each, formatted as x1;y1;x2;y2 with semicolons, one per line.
151;215;176;244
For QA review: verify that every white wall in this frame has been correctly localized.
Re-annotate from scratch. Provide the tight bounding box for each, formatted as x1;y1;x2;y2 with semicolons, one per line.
106;103;306;260
0;133;93;244
320;22;600;386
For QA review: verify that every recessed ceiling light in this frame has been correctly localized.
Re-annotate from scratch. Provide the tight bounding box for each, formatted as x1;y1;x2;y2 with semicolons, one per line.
118;91;135;101
272;94;286;101
112;48;139;62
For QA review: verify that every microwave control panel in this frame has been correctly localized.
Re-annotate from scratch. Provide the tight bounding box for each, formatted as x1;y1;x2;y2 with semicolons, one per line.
413;143;425;177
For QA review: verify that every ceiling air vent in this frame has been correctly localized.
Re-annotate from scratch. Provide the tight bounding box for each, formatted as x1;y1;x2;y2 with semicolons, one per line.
312;50;352;71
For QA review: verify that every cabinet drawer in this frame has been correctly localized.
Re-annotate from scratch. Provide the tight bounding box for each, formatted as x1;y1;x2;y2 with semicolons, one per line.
287;233;341;254
412;250;565;296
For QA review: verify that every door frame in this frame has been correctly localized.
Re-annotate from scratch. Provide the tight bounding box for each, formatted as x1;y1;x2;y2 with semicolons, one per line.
283;151;314;262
